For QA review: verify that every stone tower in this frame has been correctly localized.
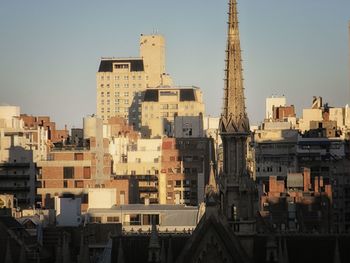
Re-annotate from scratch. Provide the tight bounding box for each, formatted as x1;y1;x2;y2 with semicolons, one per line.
219;0;256;228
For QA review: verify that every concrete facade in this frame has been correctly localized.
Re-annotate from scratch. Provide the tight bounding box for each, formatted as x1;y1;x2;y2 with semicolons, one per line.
0;106;48;207
96;34;172;127
265;96;286;120
159;137;213;206
141;86;205;138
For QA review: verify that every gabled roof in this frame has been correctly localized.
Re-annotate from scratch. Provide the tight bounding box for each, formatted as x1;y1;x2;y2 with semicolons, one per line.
175;214;251;263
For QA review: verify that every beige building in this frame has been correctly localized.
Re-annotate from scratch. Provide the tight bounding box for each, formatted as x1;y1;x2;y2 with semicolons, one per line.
141;86;205;138
96;34;172;128
0;106;48;207
265;96;286;120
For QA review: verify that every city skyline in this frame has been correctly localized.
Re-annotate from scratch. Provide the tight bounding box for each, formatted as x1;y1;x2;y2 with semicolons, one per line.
1;0;349;128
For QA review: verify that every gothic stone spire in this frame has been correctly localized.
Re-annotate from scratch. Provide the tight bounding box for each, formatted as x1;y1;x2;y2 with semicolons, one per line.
219;0;256;223
220;0;249;133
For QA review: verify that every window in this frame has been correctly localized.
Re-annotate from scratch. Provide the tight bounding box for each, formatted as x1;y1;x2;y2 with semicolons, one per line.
184;191;190;199
75;180;84;188
114;64;129;69
115;92;120;97
124;76;129;80
114;76;119;81
124;92;129;97
124;100;129;104
142;214;159;225
107;216;120;223
183;180;190;187
63;180;68;188
124;84;129;88
130;214;141;225
175;180;181;187
101;92;104;97
83;167;91;179
63;167;74;179
90;217;102;223
107;92;110;97
115;84;120;88
74;153;83;160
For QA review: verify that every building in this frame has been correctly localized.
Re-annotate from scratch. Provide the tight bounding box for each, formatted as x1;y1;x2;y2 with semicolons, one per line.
0;106;47;208
87;204;200;232
260;168;332;233
266;96;286;120
96;34;172;127
20;114;68;144
141;86;205;138
253;128;298;181
159;137;213;206
37;116;133;211
173;115;204;138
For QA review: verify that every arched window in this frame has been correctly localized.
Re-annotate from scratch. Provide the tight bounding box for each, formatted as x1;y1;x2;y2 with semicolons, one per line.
0;198;5;208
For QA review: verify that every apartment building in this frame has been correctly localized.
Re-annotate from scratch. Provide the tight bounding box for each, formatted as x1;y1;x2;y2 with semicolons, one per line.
20;114;68;144
0;106;48;207
141;86;205;138
253;128;298;181
96;34;172;127
260;168;332;233
112;138;162;204
159;137;213;206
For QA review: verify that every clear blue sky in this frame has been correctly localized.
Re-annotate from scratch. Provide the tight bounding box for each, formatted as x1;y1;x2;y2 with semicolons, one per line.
1;0;349;128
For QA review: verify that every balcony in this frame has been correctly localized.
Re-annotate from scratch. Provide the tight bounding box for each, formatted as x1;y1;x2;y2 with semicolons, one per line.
138;186;158;193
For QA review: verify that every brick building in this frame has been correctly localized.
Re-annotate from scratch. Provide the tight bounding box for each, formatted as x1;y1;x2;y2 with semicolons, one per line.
159;137;214;206
260;168;332;232
20;114;68;144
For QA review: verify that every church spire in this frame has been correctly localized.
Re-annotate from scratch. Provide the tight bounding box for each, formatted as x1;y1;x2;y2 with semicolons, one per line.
219;0;256;225
221;0;249;133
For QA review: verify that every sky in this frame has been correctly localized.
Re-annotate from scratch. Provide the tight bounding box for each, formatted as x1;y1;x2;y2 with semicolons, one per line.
0;0;349;129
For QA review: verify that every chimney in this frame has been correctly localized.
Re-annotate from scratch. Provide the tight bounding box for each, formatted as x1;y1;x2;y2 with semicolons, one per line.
303;167;311;192
314;176;319;194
